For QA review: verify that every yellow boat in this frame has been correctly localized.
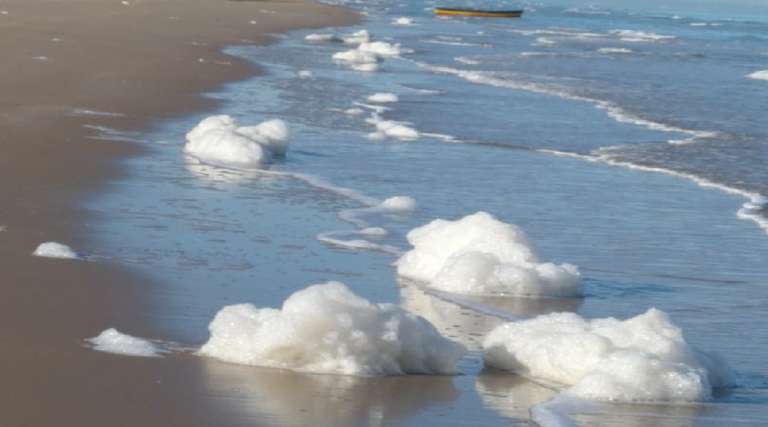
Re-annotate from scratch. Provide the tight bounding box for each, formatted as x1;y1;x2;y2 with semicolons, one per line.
433;7;523;18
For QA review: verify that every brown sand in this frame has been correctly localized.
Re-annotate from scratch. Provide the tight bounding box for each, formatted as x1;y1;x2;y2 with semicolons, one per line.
0;1;356;425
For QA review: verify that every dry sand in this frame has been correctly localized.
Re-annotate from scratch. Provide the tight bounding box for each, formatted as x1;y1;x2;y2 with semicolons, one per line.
0;1;356;425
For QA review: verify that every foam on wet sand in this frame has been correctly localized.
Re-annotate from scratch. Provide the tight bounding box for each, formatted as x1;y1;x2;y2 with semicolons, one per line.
395;212;582;296
32;242;79;259
86;328;162;357
199;282;466;375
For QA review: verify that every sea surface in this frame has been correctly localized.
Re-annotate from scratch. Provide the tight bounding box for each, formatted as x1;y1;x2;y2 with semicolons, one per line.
85;1;768;425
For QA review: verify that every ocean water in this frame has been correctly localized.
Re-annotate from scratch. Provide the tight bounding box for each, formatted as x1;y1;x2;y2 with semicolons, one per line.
85;1;768;426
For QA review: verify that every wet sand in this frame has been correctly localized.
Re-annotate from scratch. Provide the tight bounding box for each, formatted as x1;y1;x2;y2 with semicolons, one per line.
0;1;356;425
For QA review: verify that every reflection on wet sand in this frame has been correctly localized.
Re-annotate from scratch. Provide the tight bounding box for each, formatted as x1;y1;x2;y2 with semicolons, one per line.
201;359;459;427
399;282;581;350
477;369;706;427
476;369;558;423
184;158;277;186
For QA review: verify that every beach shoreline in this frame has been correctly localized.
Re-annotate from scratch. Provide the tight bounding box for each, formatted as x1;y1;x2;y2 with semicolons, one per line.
0;1;357;425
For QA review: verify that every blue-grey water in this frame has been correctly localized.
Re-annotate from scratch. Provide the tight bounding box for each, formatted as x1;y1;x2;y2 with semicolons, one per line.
85;1;768;426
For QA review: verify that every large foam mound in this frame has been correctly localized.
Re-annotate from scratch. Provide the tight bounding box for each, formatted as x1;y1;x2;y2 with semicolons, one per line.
184;115;289;168
483;308;732;403
87;328;162;357
32;242;79;259
395;212;581;296
199;282;466;376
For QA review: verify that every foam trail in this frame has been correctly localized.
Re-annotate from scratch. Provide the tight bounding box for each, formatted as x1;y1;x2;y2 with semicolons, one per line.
69;108;126;117
411;60;718;146
257;170;417;254
316;231;402;255
83;124;143;142
537;148;768;234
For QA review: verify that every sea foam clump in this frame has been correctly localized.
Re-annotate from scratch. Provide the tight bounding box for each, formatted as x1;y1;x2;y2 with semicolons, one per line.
483;308;732;402
366;116;420;141
184;115;288;168
395;212;581;297
368;92;399;103
199;282;466;376
747;70;768;81
32;242;79;259
87;328;162;357
392;17;415;26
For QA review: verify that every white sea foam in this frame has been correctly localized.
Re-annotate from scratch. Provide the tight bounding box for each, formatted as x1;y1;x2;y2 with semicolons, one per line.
318;195;415;254
86;328;163;357
83;124;142;143
379;195;417;211
395;212;582;297
69;108;126;117
344;107;365;115
358;41;402;57
366;116;420;141
32;242;79;259
414;61;717;146
747;70;768;81
367;92;399;103
392;17;415;26
316;233;402;254
184;115;289;168
199;282;466;375
597;47;633;54
538;147;768;234
342;29;371;45
305;33;341;43
533;37;558;47
297;70;313;79
610;29;675;42
332;49;380;72
484;308;732;403
455;56;481;65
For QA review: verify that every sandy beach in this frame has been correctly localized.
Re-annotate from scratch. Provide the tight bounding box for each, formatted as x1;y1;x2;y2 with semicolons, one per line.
0;1;356;425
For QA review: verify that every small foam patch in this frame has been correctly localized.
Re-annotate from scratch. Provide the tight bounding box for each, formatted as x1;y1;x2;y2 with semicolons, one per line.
32;242;79;259
86;328;162;357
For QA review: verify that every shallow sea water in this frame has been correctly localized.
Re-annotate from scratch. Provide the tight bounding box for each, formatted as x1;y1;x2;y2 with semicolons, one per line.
86;1;768;425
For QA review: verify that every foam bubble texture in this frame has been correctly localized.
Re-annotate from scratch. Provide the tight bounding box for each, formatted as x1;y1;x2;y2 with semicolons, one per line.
199;282;466;376
395;212;581;296
483;308;733;402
